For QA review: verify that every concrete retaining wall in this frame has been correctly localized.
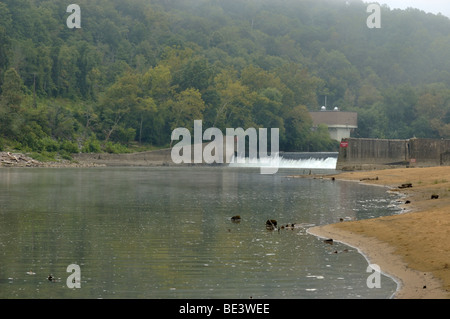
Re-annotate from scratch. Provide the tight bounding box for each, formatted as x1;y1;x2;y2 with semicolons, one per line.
72;142;236;166
337;138;450;170
72;148;174;166
409;138;450;167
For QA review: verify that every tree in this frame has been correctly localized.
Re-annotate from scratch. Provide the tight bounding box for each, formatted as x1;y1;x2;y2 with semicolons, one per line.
143;64;174;102
45;101;77;140
315;49;360;106
0;3;12;64
173;56;214;93
0;68;24;139
135;96;157;144
307;124;339;152
0;3;11;72
56;44;80;98
213;69;256;129
169;88;206;133
275;63;323;109
382;85;418;138
99;72;140;144
252;88;285;137
282;105;313;151
1;68;23;107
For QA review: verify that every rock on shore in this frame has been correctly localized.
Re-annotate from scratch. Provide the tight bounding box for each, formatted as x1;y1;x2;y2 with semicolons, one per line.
0;152;43;167
0;152;104;168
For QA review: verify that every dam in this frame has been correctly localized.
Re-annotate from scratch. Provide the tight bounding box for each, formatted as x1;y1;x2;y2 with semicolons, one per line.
73;137;450;171
73;148;338;170
337;137;450;170
228;152;338;170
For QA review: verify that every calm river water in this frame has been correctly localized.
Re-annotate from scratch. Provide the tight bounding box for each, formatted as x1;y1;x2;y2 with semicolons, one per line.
0;167;401;299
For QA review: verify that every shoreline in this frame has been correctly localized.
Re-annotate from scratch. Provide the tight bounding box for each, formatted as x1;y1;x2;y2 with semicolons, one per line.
0;151;106;168
306;167;450;299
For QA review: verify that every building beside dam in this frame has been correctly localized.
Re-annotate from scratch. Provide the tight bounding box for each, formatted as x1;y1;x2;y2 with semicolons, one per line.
337;137;450;170
310;107;358;141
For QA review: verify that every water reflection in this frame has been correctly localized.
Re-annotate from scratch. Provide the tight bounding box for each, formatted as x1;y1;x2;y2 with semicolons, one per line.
0;167;401;298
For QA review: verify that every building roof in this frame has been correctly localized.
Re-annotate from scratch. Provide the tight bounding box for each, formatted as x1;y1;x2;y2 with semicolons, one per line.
310;110;358;128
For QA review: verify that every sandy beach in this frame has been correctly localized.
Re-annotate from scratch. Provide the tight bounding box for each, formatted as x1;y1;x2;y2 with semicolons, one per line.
307;166;450;299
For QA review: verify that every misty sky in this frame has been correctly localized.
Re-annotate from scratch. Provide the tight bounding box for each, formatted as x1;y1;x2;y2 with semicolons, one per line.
372;0;450;17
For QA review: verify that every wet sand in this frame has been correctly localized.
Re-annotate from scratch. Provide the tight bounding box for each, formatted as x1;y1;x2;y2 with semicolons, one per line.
307;167;450;299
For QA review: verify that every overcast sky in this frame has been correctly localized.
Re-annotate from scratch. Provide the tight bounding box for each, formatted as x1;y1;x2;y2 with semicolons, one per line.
371;0;450;17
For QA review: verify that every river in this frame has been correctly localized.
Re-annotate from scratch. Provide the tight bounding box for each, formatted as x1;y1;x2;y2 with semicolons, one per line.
0;165;401;298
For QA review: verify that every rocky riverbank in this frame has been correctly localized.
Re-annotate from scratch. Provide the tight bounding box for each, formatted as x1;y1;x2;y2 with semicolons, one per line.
0;152;105;168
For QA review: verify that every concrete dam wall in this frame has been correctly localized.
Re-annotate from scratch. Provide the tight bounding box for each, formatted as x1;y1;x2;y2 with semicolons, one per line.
337;138;450;170
72;142;236;166
73;147;174;166
73;137;450;170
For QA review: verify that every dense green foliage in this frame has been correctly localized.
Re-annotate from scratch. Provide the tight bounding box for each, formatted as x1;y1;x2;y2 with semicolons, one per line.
1;0;450;157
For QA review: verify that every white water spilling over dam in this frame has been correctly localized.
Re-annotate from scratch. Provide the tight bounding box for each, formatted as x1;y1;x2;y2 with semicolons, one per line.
228;152;338;170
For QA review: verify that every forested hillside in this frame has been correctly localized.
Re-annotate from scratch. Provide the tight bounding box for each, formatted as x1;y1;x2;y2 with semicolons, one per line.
1;0;450;158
